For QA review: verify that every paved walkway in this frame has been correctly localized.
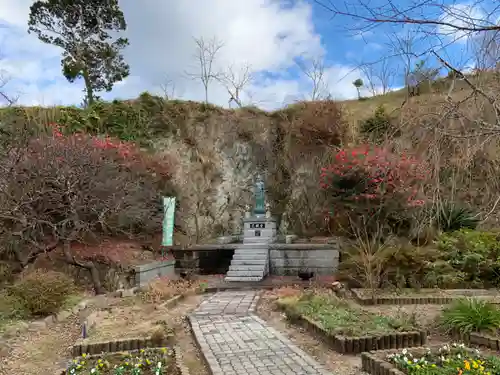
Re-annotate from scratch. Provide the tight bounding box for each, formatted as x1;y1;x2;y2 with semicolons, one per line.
189;291;331;375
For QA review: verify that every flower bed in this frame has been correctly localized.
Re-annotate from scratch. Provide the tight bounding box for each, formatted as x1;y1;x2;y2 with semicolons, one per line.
64;348;179;374
364;343;500;375
277;291;426;353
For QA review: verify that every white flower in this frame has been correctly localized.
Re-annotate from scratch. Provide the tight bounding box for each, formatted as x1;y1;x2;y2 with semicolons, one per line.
413;359;418;363
157;361;162;368
457;354;461;359
90;369;96;374
402;349;408;355
403;357;408;362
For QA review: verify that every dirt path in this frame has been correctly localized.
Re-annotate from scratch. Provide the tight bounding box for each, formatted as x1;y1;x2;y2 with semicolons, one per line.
257;293;369;375
170;295;209;375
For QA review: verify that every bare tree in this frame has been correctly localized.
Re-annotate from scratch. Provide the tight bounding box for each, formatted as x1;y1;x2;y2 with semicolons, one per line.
0;70;19;106
376;58;395;94
159;76;177;100
314;1;499;34
219;63;253;108
385;30;419;98
296;57;330;100
358;63;378;96
470;29;500;71
186;36;224;103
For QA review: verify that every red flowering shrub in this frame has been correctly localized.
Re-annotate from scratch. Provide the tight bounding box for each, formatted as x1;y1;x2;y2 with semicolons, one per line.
0;122;175;293
320;144;428;234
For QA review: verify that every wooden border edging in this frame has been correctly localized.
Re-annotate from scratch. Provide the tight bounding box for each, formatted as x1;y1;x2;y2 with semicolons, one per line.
279;303;427;354
361;352;405;375
351;289;454;305
470;332;500;351
71;336;175;357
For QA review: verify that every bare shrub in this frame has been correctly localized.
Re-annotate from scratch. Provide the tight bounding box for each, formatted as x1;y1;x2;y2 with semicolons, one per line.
0;122;175;294
140;278;203;303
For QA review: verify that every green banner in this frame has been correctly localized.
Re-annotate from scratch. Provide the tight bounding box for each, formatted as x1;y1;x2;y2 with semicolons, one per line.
162;197;176;248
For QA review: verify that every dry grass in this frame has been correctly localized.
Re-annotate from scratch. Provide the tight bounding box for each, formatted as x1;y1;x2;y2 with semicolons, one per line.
140;278;207;304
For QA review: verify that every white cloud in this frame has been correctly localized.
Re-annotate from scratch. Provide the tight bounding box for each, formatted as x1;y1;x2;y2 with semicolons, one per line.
0;0;362;109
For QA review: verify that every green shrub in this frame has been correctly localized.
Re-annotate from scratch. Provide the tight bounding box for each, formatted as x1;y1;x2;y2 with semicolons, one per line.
8;269;76;316
359;105;392;138
434;203;479;232
0;290;28;320
439;298;500;335
437;229;500;287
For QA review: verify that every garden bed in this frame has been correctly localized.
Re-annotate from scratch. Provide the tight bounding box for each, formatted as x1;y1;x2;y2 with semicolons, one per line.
73;295;183;352
352;288;500;305
63;347;181;375
361;343;500;375
277;291;427;354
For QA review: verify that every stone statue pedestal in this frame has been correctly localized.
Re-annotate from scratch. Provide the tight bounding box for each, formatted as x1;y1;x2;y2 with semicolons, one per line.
242;216;277;244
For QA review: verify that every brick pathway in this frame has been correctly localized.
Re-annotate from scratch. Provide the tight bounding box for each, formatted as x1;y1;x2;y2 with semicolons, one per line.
189;291;331;375
192;291;260;316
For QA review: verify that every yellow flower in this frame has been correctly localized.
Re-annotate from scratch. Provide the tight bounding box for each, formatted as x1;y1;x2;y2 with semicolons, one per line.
464;360;471;370
82;353;87;358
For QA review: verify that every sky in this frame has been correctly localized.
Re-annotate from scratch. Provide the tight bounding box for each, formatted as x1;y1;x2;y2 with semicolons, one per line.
0;0;497;110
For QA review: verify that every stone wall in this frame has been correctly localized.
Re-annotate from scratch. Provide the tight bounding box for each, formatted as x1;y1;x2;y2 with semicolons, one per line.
133;260;176;286
268;244;340;276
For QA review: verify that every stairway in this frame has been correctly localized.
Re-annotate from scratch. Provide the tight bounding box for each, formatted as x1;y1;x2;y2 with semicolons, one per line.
224;242;270;282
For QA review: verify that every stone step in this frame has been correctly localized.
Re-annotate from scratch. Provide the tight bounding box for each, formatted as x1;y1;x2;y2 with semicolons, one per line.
232;252;268;263
228;265;266;272
236;243;269;249
233;250;268;255
243;239;274;244
230;259;268;267
226;270;264;278
224;276;264;282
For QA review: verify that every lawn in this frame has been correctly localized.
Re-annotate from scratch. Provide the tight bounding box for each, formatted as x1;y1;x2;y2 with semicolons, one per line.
280;291;420;336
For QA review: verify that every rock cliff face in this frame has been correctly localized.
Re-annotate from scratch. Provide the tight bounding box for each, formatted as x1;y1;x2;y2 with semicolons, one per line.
149;100;343;243
152;111;274;244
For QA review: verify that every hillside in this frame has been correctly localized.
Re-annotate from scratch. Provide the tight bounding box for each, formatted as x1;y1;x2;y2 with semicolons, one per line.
0;70;498;246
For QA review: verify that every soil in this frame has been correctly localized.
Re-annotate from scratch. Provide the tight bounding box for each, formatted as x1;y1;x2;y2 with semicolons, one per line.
0;294;207;375
257;292;369;375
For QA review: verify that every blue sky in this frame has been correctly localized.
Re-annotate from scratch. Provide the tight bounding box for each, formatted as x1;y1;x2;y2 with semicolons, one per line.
0;0;497;109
